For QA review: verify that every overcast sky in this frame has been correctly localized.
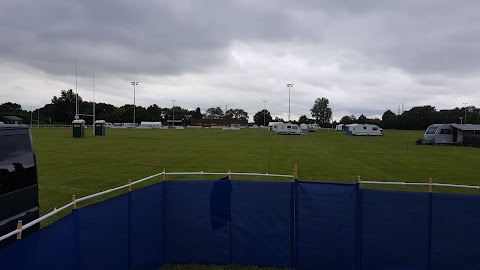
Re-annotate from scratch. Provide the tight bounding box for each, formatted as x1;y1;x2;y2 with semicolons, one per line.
1;0;479;121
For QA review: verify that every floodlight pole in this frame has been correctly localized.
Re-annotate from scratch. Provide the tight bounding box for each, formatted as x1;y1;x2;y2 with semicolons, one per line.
286;84;293;122
263;100;267;127
463;102;468;124
131;82;138;128
93;65;95;134
75;59;78;119
172;100;176;127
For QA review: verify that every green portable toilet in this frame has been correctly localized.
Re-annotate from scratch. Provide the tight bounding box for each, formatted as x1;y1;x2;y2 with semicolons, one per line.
72;119;85;138
94;120;106;136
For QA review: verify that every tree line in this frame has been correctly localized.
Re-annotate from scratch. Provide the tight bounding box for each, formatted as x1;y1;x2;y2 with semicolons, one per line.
0;90;334;127
337;105;480;130
1;89;477;130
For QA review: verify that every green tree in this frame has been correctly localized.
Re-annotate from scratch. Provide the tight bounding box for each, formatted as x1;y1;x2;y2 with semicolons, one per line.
191;107;203;119
205;107;224;119
225;109;248;120
381;110;397;129
298;115;315;124
357;114;367;124
253;109;273;126
340;115;356;124
51;89;82;123
0;102;22;114
310;97;332;126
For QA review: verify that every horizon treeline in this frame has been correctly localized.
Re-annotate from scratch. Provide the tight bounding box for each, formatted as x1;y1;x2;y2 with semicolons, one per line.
1;89;479;130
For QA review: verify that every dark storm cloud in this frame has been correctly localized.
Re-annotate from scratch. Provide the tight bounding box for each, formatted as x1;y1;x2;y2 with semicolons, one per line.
0;0;300;77
1;0;480;77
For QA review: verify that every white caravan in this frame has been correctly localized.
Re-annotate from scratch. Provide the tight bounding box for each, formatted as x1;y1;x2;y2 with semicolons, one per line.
268;122;283;132
308;124;319;131
345;124;383;136
275;123;302;135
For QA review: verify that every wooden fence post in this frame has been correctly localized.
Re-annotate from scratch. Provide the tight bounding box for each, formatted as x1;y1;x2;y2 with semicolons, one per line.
357;175;361;184
228;169;231;180
16;220;22;240
294;163;298;179
72;195;77;210
128;179;132;192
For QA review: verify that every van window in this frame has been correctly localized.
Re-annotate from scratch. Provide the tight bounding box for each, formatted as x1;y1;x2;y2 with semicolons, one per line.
0;134;37;195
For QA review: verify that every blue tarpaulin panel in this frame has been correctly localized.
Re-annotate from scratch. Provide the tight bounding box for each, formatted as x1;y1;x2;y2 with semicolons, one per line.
77;193;130;270
164;180;229;265
0;213;77;270
3;179;480;270
431;193;480;270
296;181;357;270
361;189;430;270
231;181;293;268
130;182;164;269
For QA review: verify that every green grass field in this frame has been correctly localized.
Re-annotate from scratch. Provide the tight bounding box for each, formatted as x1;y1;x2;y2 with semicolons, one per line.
29;127;480;270
32;127;480;216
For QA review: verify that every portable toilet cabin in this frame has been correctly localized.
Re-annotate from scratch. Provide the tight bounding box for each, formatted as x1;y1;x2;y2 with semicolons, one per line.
72;119;86;138
94;120;106;136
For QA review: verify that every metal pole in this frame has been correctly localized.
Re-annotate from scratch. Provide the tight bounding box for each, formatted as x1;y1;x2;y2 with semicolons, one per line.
263;100;267;127
463;103;468;124
37;106;39;128
134;84;135;128
75;59;78;119
93;65;95;133
172;100;176;127
131;82;138;128
286;84;293;122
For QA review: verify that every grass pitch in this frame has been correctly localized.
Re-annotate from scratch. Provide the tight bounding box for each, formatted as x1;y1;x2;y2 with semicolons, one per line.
32;127;480;218
25;127;480;270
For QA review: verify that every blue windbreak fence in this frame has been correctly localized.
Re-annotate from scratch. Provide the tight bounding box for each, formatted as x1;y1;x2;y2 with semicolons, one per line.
1;180;480;269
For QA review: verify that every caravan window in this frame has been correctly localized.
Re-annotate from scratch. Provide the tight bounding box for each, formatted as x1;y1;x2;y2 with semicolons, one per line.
363;126;367;130
440;129;453;134
292;126;298;130
426;125;440;134
373;127;378;130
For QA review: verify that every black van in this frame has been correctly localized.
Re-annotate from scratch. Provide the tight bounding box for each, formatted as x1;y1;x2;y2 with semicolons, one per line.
0;124;40;247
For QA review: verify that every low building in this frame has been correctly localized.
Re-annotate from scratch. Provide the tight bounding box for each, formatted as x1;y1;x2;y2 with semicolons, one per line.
191;118;248;127
1;116;23;125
